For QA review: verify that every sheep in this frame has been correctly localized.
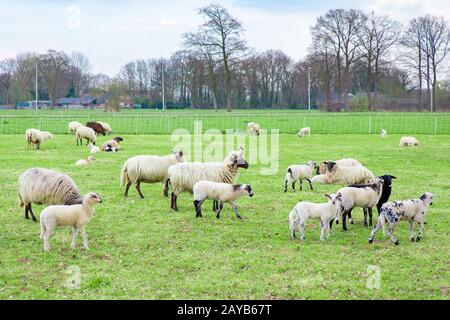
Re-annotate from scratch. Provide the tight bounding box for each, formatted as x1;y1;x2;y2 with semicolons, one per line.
68;121;82;134
284;161;316;193
247;122;261;136
316;158;362;175
399;136;419;147
297;127;311;138
102;137;123;152
39;192;102;251
120;151;184;199
368;193;433;245
166;150;249;211
76;126;96;146
289;193;343;241
312;161;374;186
335;177;384;231
25;128;53;150
380;129;388;139
87;143;101;154
75;156;95;167
97;121;112;135
18;168;83;222
193;181;253;219
86;121;106;136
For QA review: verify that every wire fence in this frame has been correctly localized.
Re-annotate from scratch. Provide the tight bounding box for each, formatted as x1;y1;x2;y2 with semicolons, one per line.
0;112;449;135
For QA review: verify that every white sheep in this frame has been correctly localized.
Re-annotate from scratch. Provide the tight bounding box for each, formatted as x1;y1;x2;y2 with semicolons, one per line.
380;129;388;139
87;143;101;154
120;151;184;199
369;192;433;245
39;192;102;251
316;158;362;175
399;136;419;147
312;161;374;186
167;150;249;211
68;121;82;134
18;168;83;221
193;181;253;219
97;121;112;135
284;161;316;192
76;126;96;146
289;193;343;241
25;128;53;150
75;156;95;166
335;178;384;231
297;127;311;138
247;122;261;136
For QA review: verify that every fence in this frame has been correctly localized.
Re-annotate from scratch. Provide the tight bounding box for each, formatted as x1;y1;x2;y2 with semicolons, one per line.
0;112;449;135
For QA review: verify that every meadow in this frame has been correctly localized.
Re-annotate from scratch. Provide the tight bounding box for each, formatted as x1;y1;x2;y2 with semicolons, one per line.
0;111;449;299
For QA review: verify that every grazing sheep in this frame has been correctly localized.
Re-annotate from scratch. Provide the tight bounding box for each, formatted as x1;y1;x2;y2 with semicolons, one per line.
75;156;95;167
97;121;112;135
284;161;316;192
399;136;419;147
86;122;106;136
25;128;53;150
289;194;343;241
40;192;102;251
87;143;101;154
68;121;82;134
316;158;362;175
102;137;123;152
120;151;184;199
18;168;83;222
166;150;249;211
297;127;311;138
380;129;388;139
247;122;261;136
193;181;253;219
369;193;433;245
335;177;384;231
76;126;97;146
312;161;374;186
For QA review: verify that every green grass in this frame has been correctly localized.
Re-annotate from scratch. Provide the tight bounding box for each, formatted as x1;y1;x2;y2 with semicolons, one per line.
0;132;449;300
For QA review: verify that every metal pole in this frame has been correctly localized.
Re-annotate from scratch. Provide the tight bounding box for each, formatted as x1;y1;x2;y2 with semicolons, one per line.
308;67;311;111
162;61;165;111
35;61;38;110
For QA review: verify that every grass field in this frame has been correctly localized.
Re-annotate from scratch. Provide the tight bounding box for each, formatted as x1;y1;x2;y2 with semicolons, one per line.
0;130;449;299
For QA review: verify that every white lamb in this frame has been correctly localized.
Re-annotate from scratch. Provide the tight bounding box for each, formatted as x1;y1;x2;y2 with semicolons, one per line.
335;177;384;231
193;181;253;219
76;126;96;146
120;151;184;199
369;192;433;245
380;129;388;139
68;121;82;134
39;192;102;251
97;121;112;135
297;127;311;138
399;136;419;147
25;128;53;150
87;143;101;154
312;161;374;185
167;150;249;211
284;160;316;192
75;156;95;166
247;122;261;136
289;193;343;241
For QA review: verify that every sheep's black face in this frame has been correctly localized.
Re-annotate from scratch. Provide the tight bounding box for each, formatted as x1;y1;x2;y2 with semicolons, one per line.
244;185;253;197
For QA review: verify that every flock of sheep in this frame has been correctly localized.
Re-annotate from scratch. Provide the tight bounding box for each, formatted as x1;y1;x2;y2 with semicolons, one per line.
17;120;431;251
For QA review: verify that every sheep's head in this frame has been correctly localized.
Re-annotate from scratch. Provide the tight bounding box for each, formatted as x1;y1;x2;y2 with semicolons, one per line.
420;192;433;206
325;193;341;205
228;151;249;169
87;156;95;163
307;160;317;170
316;162;327;174
114;137;124;143
172;150;184;163
241;184;253;197
325;161;337;171
83;192;102;206
378;174;397;188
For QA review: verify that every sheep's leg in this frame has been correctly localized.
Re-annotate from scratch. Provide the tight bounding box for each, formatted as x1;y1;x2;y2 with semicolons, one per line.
290;220;297;239
416;221;424;242
299;222;305;240
24;203;30;220
284;178;288;193
28;204;37;222
213;200;218;212
299;179;303;191
368;221;382;243
43;231;51;251
363;208;368;227
320;220;325;241
388;224;399;245
230;202;242;220
135;181;145;199
326;220;331;240
307;178;313;190
194;200;203;218
291;181;296;193
368;208;373;227
124;182;132;197
81;227;89;250
342;211;348;231
71;226;78;249
409;221;415;241
329;219;334;230
171;192;178;211
348;209;354;224
216;202;224;219
163;179;170;197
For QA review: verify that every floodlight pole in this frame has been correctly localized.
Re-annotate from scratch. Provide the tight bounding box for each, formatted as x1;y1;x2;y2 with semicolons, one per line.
308;67;311;111
35;61;38;110
162;61;165;111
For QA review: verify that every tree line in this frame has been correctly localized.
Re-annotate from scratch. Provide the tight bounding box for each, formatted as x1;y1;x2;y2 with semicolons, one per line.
1;4;449;111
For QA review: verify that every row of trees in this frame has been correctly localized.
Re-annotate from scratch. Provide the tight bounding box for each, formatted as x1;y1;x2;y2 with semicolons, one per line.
1;5;449;111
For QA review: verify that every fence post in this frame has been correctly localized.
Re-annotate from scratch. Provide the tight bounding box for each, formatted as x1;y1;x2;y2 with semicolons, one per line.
434;117;438;135
368;115;371;134
0;117;3;135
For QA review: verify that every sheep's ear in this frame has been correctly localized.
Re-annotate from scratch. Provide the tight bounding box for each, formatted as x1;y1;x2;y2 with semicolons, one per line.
391;175;397;179
325;194;331;200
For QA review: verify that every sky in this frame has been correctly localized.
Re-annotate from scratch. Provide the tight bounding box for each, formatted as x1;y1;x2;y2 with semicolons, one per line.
0;0;449;76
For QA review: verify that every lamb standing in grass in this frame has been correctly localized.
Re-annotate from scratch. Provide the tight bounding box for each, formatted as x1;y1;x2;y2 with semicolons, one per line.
399;136;419;147
68;121;82;134
25;128;53;150
380;129;388;139
247;122;261;136
289;194;343;241
75;156;95;166
40;192;102;251
297;127;311;138
87;143;101;154
193;181;253;219
120;151;184;199
284;161;316;192
76;126;96;146
369;193;433;245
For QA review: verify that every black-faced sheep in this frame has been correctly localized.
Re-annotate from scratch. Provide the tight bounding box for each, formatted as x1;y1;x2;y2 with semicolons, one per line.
312;161;374;185
102;137;123;152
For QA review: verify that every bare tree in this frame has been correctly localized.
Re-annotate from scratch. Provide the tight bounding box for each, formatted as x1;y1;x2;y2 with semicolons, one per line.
0;58;16;104
38;50;71;106
69;52;91;96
